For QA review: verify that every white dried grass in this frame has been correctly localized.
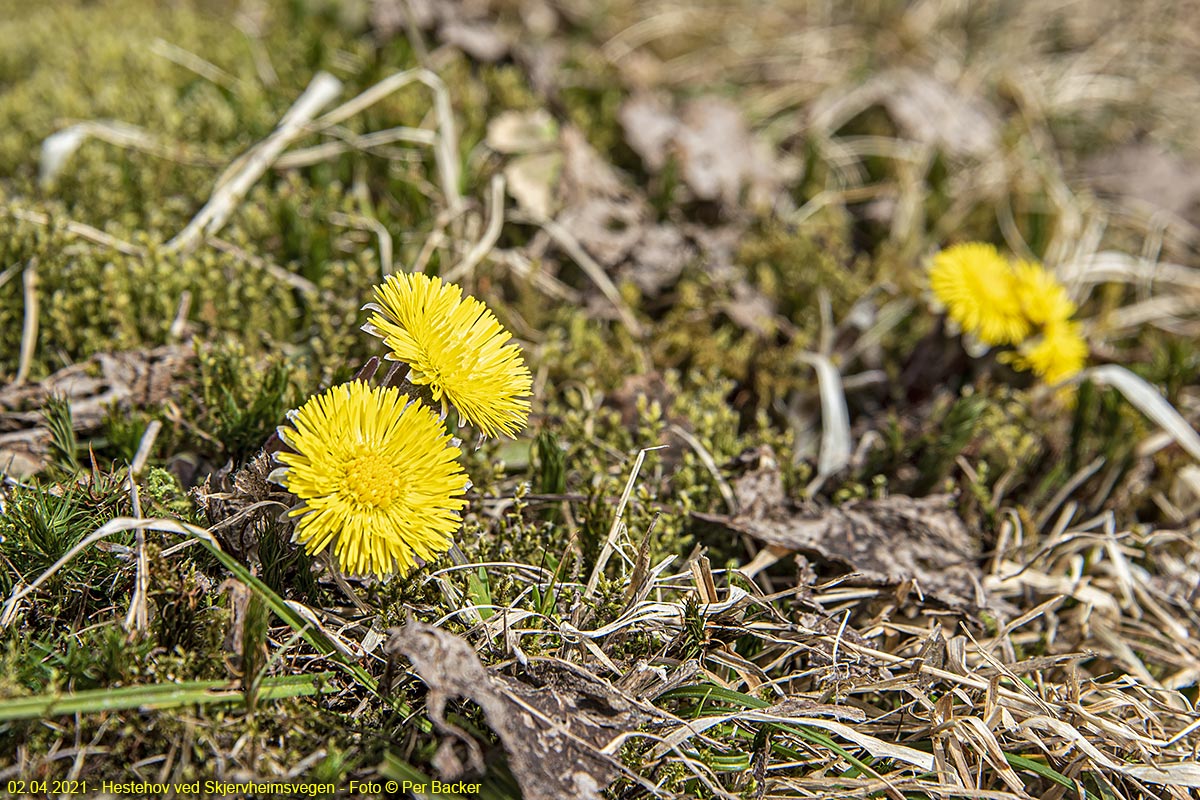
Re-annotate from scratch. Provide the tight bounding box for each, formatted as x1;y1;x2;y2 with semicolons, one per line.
1086;365;1200;463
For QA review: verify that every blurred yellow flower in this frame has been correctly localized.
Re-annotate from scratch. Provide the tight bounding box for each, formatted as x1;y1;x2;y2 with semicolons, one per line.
928;242;1030;345
1007;320;1088;385
364;273;533;438
929;242;1089;391
1012;260;1076;325
274;381;468;577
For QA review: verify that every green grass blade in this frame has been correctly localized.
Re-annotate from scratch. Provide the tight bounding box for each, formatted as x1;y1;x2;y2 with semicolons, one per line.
1004;753;1102;800
0;673;333;721
196;537;433;733
656;684;881;777
197;539;378;690
467;566;494;621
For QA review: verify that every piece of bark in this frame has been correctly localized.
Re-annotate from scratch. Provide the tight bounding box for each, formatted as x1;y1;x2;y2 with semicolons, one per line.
385;621;658;800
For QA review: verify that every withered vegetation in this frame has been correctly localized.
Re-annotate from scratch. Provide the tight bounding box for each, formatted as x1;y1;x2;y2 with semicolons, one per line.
1;1;1199;798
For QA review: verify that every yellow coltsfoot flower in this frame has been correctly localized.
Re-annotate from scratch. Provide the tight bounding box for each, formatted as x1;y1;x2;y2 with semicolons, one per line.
928;242;1030;346
272;381;468;578
363;273;533;438
1006;319;1088;386
928;241;1089;391
1012;260;1076;326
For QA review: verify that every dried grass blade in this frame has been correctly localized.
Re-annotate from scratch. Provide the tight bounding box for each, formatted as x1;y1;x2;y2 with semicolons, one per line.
798;352;851;481
166;72;343;252
1086;365;1200;462
583;445;667;600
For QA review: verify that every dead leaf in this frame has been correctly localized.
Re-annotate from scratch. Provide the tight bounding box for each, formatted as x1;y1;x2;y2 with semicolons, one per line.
193;452;292;562
486;109;559;155
377;0;511;62
516;37;567;96
615;657;701;699
622;223;693;294
676;97;774;206
0;433;45;479
618;94;679;171
440;20;509;62
694;446;997;612
620;94;782;208
372;0;436;34
559;126;632;204
556;197;644;266
385;621;656;800
505;151;563;218
720;281;778;335
368;0;407;39
485;110;563;217
0;344;192;430
1082;142;1200;220
0;344;193;479
682;222;742;280
516;124;748;300
810;69;999;159
882;71;999;158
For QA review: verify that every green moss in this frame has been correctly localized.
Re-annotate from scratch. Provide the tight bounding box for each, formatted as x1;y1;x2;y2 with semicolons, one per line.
736;216;868;327
0;0;546;383
143;467;198;519
148;554;228;666
652;278;765;380
0;474;132;605
558;54;626;154
973;387;1044;469
0;213;302;377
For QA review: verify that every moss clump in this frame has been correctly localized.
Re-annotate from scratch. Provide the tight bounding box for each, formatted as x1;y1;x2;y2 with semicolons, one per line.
187;341;297;462
0;474;132;605
143;467;199;519
736;215;870;328
0;0;551;385
972;387;1045;469
148;555;228;664
544;367;797;567
0;214;302;378
652;276;772;379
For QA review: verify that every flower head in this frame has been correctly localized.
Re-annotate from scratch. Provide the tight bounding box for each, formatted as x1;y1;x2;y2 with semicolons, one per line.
273;381;468;577
364;273;533;438
1012;260;1076;326
1006;319;1088;385
928;242;1030;345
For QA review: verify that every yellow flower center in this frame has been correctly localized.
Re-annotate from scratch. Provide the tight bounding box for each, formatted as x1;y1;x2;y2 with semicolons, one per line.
343;451;405;508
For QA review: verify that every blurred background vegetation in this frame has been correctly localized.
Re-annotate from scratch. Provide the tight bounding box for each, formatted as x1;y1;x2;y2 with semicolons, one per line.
1;1;1199;795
